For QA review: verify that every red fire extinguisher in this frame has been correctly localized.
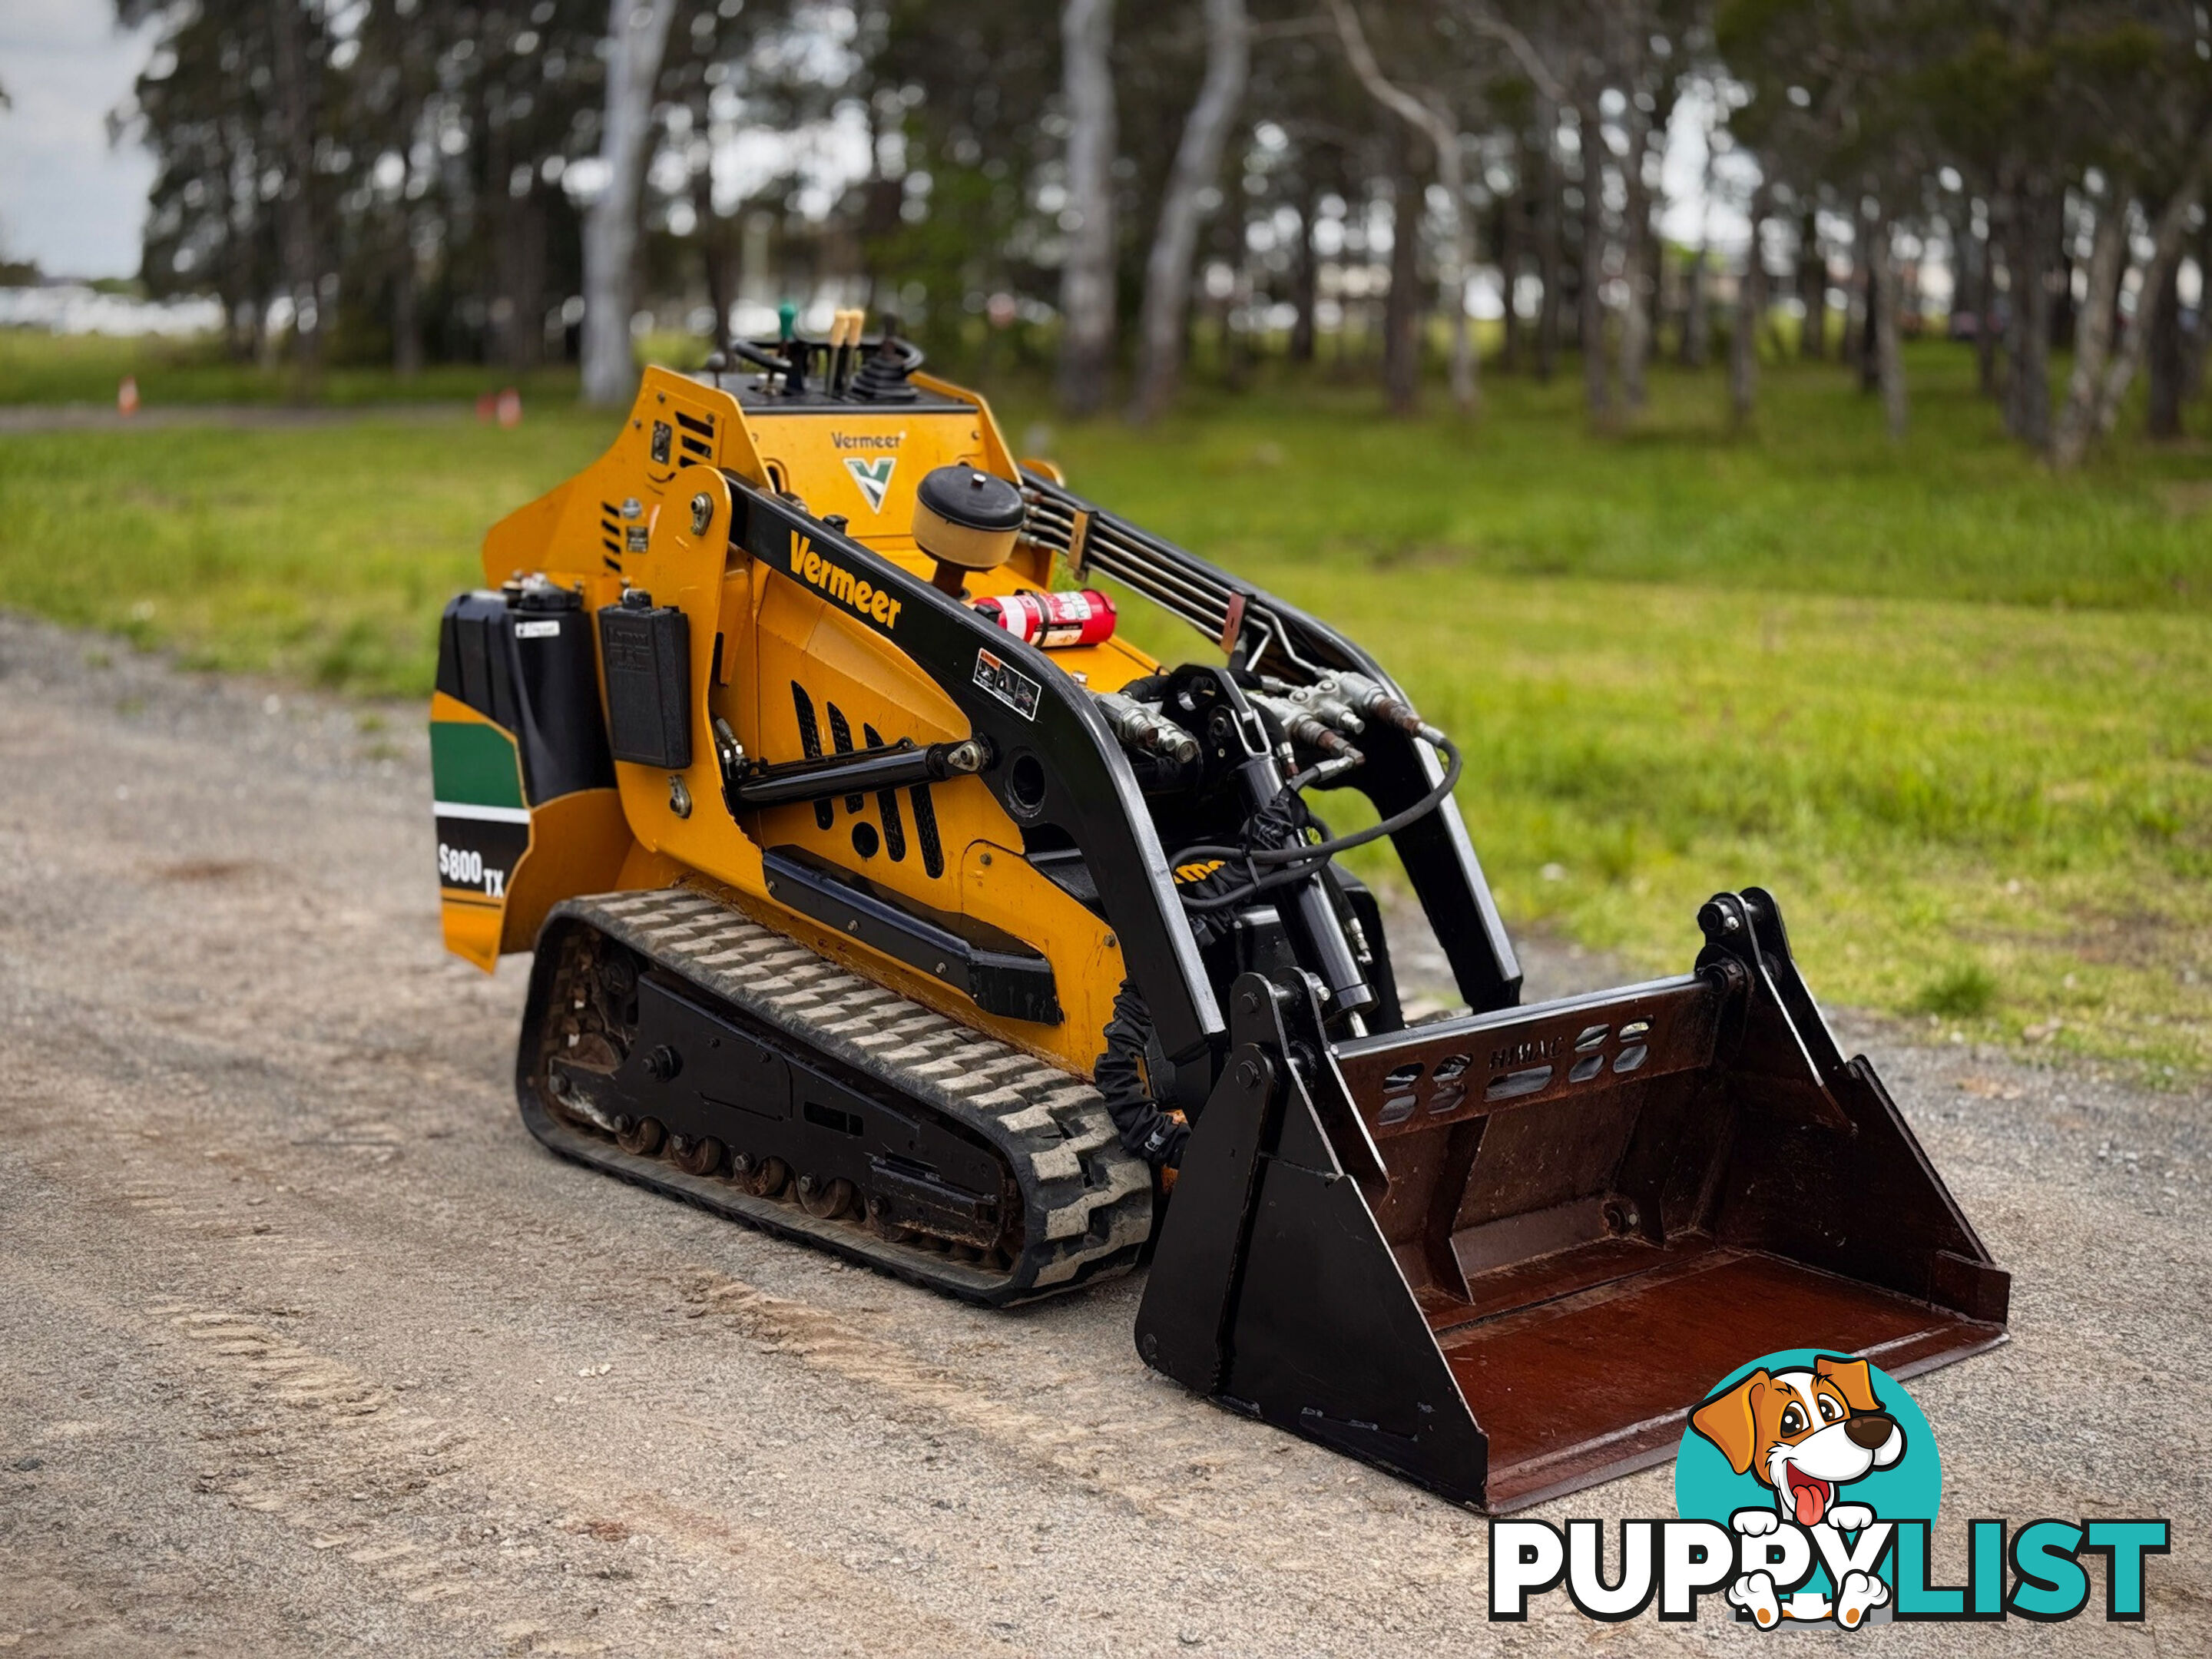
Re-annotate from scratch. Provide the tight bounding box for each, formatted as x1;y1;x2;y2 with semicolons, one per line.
971;588;1118;648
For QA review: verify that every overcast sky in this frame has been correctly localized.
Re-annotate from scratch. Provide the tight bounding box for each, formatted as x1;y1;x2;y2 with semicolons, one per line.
0;0;157;278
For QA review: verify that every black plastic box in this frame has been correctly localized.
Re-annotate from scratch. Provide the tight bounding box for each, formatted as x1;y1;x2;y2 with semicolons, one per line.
598;599;692;769
435;586;614;803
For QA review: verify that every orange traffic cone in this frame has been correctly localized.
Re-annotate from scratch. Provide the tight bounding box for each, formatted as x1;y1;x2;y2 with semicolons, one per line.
118;376;141;417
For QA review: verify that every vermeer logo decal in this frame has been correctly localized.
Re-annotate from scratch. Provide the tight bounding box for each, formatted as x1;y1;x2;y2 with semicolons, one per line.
843;455;896;512
1491;1348;2170;1628
791;532;901;629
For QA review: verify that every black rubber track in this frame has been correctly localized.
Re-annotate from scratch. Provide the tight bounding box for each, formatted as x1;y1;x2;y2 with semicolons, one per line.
514;886;1155;1307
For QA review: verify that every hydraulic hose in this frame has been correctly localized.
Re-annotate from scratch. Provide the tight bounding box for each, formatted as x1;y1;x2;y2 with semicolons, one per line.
1174;734;1464;881
1092;980;1188;1170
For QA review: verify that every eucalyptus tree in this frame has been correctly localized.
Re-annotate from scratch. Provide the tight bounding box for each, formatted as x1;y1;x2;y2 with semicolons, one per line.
581;0;679;404
1130;0;1248;421
1058;0;1118;413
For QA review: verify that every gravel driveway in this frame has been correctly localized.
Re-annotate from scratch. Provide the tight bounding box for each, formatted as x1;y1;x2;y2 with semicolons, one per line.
1;612;2203;1655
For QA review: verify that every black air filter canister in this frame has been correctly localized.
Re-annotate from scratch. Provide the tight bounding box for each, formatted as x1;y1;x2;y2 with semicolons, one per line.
598;590;692;769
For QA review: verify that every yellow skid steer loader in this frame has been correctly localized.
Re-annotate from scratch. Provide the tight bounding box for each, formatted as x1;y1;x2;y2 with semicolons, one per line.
429;316;2008;1509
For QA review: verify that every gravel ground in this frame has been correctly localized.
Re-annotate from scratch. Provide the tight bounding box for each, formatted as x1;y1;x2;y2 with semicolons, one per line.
1;610;2205;1656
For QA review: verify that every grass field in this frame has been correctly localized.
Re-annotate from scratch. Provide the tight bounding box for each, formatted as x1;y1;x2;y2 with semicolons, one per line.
2;334;2207;1082
0;328;584;407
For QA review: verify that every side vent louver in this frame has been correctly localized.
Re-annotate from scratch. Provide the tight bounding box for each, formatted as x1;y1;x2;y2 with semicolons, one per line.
864;724;908;863
909;783;943;879
825;704;864;811
674;409;716;464
790;682;833;830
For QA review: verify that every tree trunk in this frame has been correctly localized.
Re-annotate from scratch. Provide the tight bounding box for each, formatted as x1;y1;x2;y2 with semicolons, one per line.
2188;220;2212;408
1498;184;1522;371
1289;171;1319;365
1839;205;1868;368
1870;210;1907;437
581;0;679;407
215;124;256;363
1129;0;1248;422
1858;220;1882;392
1382;154;1423;416
269;0;323;391
2004;187;2056;450
1731;183;1770;426
1535;95;1562;383
392;227;422;377
2147;253;2185;439
2051;237;2078;352
1578;103;1611;422
695;161;732;354
1327;0;1475;415
1681;247;1709;367
1056;0;1117;416
1973;217;1999;397
2085;168;2211;446
1797;208;1824;359
1618;106;1652;409
2051;193;2129;467
1219;204;1252;393
500;187;548;371
1433;116;1477;414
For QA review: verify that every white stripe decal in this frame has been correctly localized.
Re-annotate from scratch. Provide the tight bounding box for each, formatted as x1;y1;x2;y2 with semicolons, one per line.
433;800;532;824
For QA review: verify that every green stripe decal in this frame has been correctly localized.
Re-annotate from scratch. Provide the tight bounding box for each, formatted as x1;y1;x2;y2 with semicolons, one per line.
430;720;525;810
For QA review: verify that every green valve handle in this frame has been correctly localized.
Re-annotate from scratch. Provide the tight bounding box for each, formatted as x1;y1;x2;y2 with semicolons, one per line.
777;300;797;341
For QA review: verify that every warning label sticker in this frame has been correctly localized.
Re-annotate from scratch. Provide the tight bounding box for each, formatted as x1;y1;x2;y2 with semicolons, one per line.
973;647;1040;720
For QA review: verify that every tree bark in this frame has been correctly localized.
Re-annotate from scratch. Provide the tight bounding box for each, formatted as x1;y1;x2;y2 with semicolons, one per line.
1056;0;1117;416
694;161;732;355
1973;216;2000;397
1535;94;1562;383
1731;182;1770;426
1797;207;1824;359
2050;235;2078;352
2082;167;2211;450
1857;217;1882;392
1618;104;1652;409
1870;210;1907;438
268;0;323;389
1497;184;1522;371
1429;102;1476;414
2003;185;2056;450
1681;247;1709;367
1289;171;1319;365
2051;192;2129;467
392;230;422;377
499;186;547;371
2147;253;2185;439
1329;0;1476;415
581;0;679;407
1847;198;1879;389
1578;102;1611;422
1129;0;1248;422
1381;151;1424;416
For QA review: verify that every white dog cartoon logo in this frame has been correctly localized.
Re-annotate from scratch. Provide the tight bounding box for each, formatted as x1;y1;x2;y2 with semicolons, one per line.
1690;1354;1906;1628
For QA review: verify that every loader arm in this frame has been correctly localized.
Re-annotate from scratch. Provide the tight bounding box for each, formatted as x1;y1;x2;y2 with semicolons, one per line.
1018;470;1522;1013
